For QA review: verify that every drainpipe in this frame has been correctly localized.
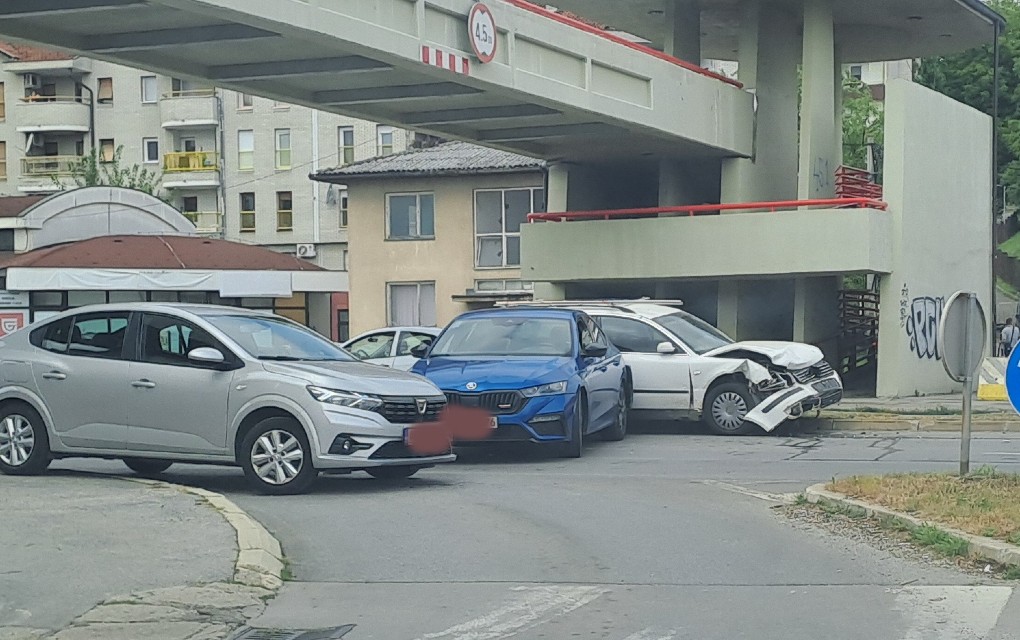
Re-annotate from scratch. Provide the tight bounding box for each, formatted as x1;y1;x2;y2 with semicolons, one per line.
75;82;95;151
311;108;321;249
216;90;227;239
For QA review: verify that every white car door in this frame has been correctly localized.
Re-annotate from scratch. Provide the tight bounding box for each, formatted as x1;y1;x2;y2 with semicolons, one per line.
345;331;397;367
392;330;437;371
595;315;691;411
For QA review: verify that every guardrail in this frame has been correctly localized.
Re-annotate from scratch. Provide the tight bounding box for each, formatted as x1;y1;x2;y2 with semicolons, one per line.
501;0;743;89
19;95;85;104
21;155;81;176
527;198;889;223
163;151;218;172
162;89;216;99
182;211;223;233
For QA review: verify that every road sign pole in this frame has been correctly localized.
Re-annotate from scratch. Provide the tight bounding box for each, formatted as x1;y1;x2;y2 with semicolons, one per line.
960;295;974;476
938;292;987;477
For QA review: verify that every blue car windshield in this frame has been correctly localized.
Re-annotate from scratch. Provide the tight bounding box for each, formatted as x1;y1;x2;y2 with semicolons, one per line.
206;314;354;361
430;317;574;357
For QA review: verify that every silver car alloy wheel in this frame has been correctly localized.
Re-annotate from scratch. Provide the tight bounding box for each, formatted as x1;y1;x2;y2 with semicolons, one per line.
711;392;748;431
0;415;35;467
250;430;304;486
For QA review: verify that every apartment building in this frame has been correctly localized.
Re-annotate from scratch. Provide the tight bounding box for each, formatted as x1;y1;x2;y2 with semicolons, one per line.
0;43;408;273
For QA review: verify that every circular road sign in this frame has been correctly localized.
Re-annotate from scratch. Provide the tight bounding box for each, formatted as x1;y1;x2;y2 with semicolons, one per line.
469;2;497;63
1006;335;1020;416
938;291;987;383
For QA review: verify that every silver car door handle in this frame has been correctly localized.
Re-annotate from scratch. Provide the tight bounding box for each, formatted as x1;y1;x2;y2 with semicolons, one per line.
42;371;66;381
131;380;157;389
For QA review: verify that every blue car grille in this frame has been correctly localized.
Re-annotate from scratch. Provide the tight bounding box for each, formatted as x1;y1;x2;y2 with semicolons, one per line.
445;391;525;415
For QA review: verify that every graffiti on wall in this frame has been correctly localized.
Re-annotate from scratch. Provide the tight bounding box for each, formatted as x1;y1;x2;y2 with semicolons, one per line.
905;294;945;361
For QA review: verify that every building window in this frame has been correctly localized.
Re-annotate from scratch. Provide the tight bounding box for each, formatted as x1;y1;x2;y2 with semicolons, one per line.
275;129;291;169
336;309;350;342
475;279;534;292
181;196;198;220
240;192;256;232
474;187;544;268
850;65;863;80
276;191;293;231
170;78;210;97
97;77;113;104
338;126;355;164
99;138;115;162
238;130;254;171
388;282;436;327
142;137;159;164
273;100;290;110
377;125;394;156
140;76;157;104
0;142;6;180
341;249;349;272
238;93;253;110
386;193;434;240
339;190;348;228
0;82;6;120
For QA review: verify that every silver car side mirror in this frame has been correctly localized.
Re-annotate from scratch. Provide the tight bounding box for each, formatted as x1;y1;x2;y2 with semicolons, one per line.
188;347;226;364
656;342;677;354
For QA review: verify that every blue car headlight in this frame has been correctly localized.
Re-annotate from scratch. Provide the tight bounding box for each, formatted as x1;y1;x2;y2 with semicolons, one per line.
308;386;384;411
520;381;568;397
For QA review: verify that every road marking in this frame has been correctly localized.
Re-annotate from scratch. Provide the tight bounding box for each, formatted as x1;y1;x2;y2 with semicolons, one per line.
699;479;795;504
896;586;1012;640
417;585;608;640
620;629;678;640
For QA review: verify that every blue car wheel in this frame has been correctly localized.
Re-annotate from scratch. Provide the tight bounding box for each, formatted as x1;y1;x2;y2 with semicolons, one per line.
558;391;586;459
600;384;629;442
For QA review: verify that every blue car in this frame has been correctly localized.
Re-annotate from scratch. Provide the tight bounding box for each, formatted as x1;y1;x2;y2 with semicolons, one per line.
411;307;631;457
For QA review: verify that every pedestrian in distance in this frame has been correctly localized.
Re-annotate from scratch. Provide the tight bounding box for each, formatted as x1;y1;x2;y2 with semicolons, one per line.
1001;317;1020;357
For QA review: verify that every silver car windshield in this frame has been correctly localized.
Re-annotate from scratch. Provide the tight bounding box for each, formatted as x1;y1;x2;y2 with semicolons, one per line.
430;317;574;357
206;314;354;362
654;312;733;355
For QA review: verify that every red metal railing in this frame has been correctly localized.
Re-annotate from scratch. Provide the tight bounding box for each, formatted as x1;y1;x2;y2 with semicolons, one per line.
527;198;889;223
835;166;883;199
501;0;743;89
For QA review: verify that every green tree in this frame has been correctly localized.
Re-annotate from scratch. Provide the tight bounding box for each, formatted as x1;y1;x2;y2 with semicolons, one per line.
842;73;884;171
54;145;163;197
915;0;1020;204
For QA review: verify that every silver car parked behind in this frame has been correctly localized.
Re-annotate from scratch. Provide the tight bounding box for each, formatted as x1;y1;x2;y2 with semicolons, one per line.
0;303;455;494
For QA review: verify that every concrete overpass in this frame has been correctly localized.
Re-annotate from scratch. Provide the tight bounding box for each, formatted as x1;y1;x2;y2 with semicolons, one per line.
0;0;757;162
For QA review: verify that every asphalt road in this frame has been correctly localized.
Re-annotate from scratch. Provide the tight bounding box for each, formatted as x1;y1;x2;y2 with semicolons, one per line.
52;425;1020;639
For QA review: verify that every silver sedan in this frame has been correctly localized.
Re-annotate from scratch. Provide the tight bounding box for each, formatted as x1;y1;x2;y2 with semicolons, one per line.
0;303;455;494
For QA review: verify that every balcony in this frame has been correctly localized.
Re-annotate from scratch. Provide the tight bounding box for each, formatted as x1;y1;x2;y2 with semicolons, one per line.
520;199;894;282
162;151;220;189
15;96;90;133
18;155;81;193
182;211;223;235
160;90;218;129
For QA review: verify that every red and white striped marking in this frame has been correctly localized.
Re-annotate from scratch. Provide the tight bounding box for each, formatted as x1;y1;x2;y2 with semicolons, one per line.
421;45;470;75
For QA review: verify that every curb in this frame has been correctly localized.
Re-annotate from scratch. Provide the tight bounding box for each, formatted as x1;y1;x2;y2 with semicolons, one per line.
798;415;1020;433
128;479;285;591
805;483;1020;567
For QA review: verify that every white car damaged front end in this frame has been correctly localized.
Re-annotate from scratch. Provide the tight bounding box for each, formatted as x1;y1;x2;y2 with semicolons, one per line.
700;341;844;432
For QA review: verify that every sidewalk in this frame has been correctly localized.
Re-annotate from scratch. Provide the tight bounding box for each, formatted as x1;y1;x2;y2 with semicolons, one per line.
800;393;1020;433
0;472;264;640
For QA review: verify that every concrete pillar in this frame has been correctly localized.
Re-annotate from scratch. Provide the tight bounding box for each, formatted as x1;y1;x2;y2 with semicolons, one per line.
834;46;844;170
798;0;838;200
720;2;800;203
717;280;740;338
658;158;699;209
793;276;840;365
533;282;566;301
664;0;701;64
546;163;569;212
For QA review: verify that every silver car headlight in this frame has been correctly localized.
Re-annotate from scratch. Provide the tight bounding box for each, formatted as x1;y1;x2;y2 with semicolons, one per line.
307;386;384;411
520;381;568;397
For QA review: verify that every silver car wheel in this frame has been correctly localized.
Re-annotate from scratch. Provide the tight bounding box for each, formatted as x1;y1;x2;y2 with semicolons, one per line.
250;430;304;486
711;392;748;431
0;415;35;467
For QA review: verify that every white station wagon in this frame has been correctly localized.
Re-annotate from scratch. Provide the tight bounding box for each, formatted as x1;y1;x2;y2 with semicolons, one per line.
501;300;843;435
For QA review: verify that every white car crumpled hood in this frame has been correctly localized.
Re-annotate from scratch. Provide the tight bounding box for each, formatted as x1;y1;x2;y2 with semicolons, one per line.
704;341;824;369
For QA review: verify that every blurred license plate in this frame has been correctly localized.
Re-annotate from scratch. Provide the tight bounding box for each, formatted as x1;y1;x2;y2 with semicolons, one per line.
489;416;498;429
403;427;411;444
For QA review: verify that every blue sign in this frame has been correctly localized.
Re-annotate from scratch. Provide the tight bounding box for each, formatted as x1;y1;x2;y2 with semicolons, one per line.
1006;344;1020;415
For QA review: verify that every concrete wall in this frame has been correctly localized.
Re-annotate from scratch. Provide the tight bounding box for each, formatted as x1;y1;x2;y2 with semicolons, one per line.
521;207;893;282
347;172;542;335
876;80;993;397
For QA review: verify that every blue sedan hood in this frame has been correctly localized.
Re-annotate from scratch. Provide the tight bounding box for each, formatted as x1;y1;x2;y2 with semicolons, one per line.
414;357;574;392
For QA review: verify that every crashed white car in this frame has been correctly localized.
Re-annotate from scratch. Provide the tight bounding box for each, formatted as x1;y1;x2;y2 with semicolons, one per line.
545;302;843;435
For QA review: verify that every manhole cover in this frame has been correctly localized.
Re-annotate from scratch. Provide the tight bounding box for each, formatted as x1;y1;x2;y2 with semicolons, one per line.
229;626;355;640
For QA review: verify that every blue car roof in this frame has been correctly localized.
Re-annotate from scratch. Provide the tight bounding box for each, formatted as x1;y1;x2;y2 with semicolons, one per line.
454;307;580;321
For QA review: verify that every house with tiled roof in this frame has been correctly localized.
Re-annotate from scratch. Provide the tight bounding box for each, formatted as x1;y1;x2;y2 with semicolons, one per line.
313;141;546;334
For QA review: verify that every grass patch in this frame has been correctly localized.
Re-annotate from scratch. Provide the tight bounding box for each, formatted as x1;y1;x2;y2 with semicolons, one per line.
912;524;969;557
998;277;1020;302
1001;233;1020;260
794;493;808;506
829;470;1020;544
1004;566;1020;581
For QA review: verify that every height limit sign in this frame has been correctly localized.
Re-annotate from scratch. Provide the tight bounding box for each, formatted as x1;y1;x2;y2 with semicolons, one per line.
468;2;497;63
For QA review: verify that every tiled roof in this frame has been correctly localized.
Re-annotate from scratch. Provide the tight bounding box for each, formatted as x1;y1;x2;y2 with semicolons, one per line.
0;42;73;62
313;141;544;181
0;235;325;271
0;195;48;218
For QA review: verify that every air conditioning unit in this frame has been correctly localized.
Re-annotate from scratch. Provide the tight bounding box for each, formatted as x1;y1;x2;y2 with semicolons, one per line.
296;244;317;259
23;74;41;89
